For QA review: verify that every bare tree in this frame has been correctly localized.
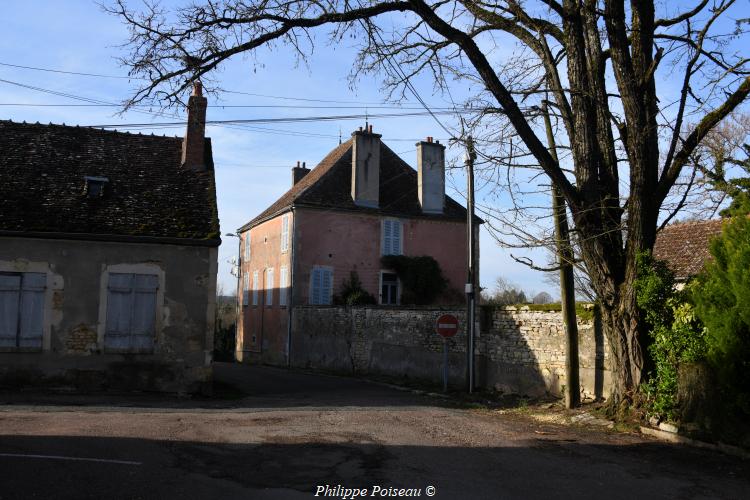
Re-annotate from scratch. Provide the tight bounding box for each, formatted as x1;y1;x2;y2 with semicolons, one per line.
108;0;750;405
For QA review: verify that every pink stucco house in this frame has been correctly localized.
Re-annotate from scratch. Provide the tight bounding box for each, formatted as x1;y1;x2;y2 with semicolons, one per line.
236;126;478;365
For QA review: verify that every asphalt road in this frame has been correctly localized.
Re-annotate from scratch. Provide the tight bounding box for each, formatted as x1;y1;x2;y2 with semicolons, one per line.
0;363;748;500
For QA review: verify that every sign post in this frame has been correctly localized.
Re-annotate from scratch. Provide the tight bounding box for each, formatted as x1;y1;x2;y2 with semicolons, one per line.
435;314;459;392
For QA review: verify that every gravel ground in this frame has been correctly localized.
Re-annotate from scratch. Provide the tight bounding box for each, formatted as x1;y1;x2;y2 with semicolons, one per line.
0;363;747;500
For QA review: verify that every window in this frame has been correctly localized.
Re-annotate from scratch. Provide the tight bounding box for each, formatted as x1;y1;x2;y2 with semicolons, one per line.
381;272;399;305
266;268;274;307
252;271;259;306
279;266;289;307
281;214;290;253
0;272;45;350
84;176;109;198
382;219;402;256
310;266;333;305
244;232;251;261
104;273;158;352
242;273;249;306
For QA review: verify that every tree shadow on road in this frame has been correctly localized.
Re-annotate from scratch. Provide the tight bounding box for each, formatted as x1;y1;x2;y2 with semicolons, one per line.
0;434;747;500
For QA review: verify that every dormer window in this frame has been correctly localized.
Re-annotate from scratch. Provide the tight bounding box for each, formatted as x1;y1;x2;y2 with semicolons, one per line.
84;176;109;198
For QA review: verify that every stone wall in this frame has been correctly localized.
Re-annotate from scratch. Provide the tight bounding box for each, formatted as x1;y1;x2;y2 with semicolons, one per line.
291;305;611;399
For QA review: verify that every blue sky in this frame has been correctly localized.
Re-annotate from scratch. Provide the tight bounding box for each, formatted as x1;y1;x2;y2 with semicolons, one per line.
0;0;558;298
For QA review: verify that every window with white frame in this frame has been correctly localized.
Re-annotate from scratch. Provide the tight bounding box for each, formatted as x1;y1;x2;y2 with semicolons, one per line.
104;273;158;352
0;272;45;351
380;272;399;305
252;271;259;306
281;214;290;253
381;219;402;256
279;266;289;307
242;273;249;306
309;266;333;305
266;268;274;307
244;232;251;261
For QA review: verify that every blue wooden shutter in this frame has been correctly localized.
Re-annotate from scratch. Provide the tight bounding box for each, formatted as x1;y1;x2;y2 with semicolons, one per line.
244;233;251;261
279;267;288;306
105;273;134;350
321;269;333;305
131;274;158;351
19;273;45;349
266;268;274;306
243;273;249;306
383;220;392;255
252;271;259;305
0;274;21;348
392;221;402;255
311;268;322;304
281;215;289;252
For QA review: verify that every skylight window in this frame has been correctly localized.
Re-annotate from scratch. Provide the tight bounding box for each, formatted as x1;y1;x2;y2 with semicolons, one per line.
84;176;109;198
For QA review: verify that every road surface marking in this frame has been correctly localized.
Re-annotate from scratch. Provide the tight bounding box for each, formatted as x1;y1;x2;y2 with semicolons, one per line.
0;453;142;465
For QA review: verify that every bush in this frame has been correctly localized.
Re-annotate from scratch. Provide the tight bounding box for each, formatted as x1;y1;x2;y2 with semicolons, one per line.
380;255;447;305
635;252;707;420
691;216;750;417
334;271;376;306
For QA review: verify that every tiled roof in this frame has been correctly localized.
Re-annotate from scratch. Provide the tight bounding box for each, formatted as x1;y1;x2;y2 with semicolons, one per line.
0;120;219;243
240;137;476;230
653;219;725;280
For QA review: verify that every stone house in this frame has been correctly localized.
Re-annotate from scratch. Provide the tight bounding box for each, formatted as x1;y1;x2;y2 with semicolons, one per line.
236;126;479;365
0;83;219;393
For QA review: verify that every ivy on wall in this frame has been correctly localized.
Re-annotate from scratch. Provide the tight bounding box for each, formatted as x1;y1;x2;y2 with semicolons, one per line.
380;255;447;305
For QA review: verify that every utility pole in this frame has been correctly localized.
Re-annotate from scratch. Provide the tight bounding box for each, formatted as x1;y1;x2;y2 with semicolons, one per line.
464;135;477;394
542;102;580;408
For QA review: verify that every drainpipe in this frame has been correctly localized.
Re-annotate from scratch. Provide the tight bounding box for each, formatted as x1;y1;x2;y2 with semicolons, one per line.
286;207;296;367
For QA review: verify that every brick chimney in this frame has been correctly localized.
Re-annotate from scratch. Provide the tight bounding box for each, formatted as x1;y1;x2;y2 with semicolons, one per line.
181;81;208;171
292;161;310;186
351;124;381;208
416;136;445;214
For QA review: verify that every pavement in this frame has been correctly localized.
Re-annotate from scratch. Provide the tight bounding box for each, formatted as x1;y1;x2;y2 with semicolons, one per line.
0;362;748;500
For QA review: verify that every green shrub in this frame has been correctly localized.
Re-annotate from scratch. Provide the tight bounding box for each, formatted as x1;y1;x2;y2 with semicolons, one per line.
691;216;750;416
380;255;447;305
635;252;707;420
334;271;376;306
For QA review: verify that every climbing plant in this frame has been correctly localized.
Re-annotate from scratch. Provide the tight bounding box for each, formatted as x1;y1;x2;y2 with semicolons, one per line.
380;255;447;305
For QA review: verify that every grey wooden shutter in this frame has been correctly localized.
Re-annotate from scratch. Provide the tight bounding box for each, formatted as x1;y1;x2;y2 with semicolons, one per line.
18;273;45;349
0;274;21;349
131;274;158;351
105;273;134;350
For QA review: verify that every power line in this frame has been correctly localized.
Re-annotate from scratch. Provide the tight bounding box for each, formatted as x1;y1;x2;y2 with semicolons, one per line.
0;102;462;111
85;110;469;129
0;61;142;80
0;59;457;109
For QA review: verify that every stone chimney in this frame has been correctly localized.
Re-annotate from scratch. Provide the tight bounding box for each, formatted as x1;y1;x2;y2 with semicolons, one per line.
181;81;208;171
416;136;445;214
351;124;381;208
292;161;310;186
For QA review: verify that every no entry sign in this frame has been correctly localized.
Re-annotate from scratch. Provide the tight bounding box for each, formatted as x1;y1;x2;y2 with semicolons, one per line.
436;314;459;338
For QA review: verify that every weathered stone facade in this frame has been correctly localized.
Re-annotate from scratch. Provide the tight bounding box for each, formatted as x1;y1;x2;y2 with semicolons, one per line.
291;305;611;399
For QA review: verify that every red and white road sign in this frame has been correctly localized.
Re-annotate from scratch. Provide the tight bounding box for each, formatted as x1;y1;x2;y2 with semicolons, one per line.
435;314;459;338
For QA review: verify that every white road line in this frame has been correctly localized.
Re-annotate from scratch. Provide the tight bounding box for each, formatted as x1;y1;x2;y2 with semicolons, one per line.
0;453;142;465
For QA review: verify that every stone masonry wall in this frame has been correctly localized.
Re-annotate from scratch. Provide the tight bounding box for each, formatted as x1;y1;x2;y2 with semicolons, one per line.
292;304;612;399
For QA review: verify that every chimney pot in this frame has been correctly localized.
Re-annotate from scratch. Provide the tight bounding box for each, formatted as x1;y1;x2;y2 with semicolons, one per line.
368;124;373;133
